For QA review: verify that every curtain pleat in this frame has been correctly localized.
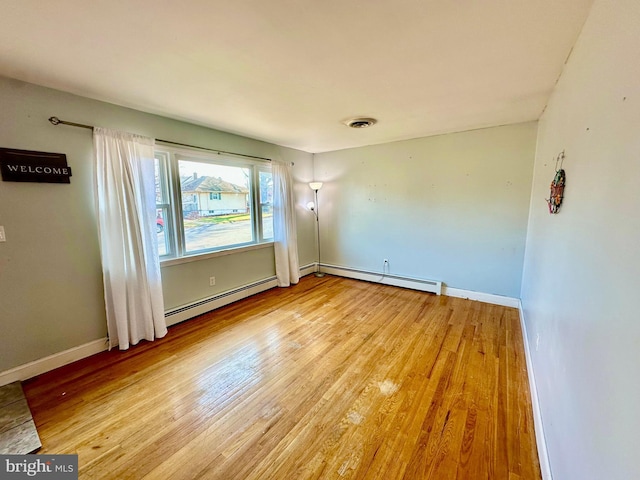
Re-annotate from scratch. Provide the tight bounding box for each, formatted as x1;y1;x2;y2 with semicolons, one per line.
93;127;167;350
272;160;300;287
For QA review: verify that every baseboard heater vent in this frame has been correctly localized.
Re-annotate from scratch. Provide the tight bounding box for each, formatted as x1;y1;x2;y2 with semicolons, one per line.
164;276;278;326
320;264;442;295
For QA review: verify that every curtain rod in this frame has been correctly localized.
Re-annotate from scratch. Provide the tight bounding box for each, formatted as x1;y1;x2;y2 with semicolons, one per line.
48;116;274;163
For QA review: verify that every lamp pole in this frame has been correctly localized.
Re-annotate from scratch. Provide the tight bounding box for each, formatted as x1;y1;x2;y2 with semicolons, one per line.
309;182;325;277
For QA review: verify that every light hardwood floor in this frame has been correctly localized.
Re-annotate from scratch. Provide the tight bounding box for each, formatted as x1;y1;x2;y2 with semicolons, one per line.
24;275;541;479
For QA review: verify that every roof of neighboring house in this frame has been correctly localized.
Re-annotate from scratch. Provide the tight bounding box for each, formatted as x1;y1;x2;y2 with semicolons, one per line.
181;176;248;194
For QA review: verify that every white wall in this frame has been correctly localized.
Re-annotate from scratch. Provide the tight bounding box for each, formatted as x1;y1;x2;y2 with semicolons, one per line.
0;76;315;374
315;122;537;298
521;0;640;478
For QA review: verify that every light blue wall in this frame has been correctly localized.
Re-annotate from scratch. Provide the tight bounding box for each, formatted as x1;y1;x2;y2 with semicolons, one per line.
521;0;640;478
0;76;314;373
315;122;537;298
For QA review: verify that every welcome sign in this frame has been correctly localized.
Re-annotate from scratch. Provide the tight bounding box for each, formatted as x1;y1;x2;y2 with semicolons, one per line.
0;148;72;184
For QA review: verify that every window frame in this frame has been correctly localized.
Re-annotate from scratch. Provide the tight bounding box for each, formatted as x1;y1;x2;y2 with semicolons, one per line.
155;146;273;261
255;167;274;242
154;151;176;257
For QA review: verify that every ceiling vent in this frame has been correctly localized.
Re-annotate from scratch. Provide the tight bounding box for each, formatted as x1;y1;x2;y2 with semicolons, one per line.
344;117;377;128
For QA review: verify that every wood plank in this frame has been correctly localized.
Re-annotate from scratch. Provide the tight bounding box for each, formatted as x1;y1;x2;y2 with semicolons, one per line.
23;275;541;479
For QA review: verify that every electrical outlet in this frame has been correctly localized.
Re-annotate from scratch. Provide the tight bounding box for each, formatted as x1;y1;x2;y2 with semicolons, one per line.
0;226;5;242
209;276;216;286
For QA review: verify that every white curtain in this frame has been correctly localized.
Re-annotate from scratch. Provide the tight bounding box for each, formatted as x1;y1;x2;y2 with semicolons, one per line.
272;160;300;287
93;127;167;350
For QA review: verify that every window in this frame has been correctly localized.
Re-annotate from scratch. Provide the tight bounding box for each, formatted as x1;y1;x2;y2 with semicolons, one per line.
259;170;273;240
154;148;273;258
154;155;172;256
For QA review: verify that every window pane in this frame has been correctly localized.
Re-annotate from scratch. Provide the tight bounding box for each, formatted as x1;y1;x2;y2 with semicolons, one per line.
155;157;171;256
155;163;162;203
262;204;273;239
179;160;253;252
259;171;273;240
156;208;169;256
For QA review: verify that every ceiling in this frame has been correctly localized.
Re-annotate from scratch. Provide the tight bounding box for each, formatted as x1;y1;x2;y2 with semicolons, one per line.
1;1;594;153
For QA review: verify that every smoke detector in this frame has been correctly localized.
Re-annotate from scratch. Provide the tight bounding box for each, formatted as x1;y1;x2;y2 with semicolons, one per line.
344;117;377;128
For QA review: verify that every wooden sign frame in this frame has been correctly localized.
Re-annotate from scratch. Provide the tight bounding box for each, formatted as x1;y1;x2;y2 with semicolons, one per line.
0;148;72;184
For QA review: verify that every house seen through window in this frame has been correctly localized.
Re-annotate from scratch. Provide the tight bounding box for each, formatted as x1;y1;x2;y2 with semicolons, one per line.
154;149;273;257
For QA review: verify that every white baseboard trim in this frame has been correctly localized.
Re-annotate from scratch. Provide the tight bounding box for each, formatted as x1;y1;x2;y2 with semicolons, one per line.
0;338;109;387
518;301;553;480
319;263;521;308
320;263;442;295
443;286;520;308
0;268;320;386
299;263;316;277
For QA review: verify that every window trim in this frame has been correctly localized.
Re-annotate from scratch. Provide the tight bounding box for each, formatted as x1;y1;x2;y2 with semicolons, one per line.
155;146;273;261
159;241;274;267
155;151;176;257
255;167;273;243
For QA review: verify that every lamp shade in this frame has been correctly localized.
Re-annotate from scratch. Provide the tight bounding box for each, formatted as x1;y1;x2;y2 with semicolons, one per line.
309;181;323;191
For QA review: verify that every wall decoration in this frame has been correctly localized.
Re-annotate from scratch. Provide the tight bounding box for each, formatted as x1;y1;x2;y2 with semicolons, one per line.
0;148;71;183
546;151;566;214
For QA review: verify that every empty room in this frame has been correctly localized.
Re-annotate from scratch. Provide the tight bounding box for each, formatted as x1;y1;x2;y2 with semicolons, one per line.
0;0;638;479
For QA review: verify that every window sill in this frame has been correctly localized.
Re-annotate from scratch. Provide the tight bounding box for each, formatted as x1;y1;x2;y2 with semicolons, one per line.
160;242;274;267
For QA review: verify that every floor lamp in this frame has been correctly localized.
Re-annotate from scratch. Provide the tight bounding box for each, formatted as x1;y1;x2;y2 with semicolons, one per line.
308;182;325;277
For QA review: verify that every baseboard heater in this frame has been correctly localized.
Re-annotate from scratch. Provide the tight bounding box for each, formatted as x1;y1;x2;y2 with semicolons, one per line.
163;263;441;326
163;264;317;327
164;276;278;326
320;264;442;295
